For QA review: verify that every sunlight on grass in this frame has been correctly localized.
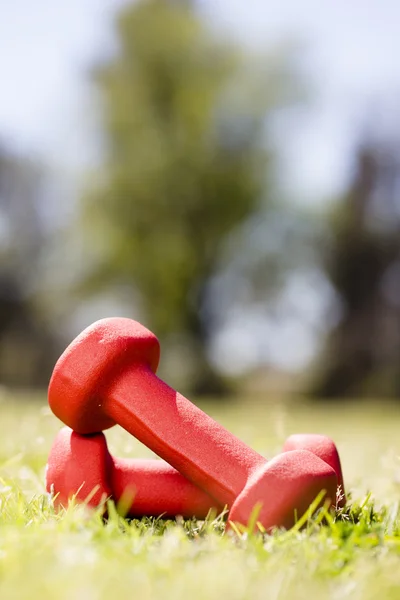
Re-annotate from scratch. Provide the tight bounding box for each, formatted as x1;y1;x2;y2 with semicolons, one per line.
1;391;400;599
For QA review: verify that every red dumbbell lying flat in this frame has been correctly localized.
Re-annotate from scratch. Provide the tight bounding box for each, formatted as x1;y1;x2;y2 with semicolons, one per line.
48;318;338;532
283;434;345;507
47;428;345;518
46;427;221;519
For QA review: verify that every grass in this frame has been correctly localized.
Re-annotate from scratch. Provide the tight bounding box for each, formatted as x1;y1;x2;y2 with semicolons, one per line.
1;390;400;599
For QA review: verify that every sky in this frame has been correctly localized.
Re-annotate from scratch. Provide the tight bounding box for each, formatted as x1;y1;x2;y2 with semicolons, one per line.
1;0;400;200
1;0;400;372
204;0;400;199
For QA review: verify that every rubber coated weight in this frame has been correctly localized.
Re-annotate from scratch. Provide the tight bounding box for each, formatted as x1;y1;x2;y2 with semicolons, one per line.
282;434;346;507
48;318;338;532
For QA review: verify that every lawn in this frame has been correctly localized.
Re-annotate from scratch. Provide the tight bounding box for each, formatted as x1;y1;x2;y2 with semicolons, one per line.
1;391;400;599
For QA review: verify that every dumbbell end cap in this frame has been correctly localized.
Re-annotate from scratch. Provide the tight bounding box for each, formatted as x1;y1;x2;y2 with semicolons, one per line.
48;317;160;433
46;427;112;508
283;434;346;507
228;449;337;533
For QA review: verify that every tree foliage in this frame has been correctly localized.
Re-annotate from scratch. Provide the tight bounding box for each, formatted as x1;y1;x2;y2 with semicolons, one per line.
311;136;400;398
0;145;57;386
81;0;296;393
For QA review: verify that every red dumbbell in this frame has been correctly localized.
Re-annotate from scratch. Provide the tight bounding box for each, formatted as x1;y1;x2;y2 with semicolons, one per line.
283;434;346;507
47;428;345;518
48;318;338;532
46;427;221;518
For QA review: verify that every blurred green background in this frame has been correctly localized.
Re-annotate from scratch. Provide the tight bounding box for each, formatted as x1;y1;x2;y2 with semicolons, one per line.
0;0;399;401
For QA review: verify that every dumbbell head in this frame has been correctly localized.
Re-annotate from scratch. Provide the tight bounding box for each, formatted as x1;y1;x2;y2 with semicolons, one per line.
48;318;160;433
282;434;345;506
229;450;337;532
46;427;112;508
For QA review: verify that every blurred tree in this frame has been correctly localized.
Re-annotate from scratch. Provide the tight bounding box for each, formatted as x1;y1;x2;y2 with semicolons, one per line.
311;136;400;398
81;0;298;394
0;145;57;387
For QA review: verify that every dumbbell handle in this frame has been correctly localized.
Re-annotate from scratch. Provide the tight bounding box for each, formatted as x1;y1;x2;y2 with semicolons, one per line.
111;457;222;518
106;364;266;506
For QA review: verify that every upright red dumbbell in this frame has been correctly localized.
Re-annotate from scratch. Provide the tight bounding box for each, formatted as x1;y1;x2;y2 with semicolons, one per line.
48;318;338;531
46;427;221;518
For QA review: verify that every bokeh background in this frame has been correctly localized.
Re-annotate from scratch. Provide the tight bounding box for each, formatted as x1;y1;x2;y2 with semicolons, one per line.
1;0;399;400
